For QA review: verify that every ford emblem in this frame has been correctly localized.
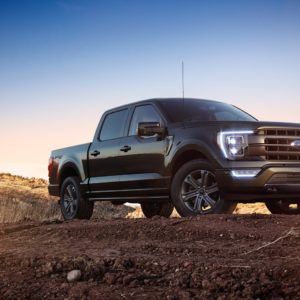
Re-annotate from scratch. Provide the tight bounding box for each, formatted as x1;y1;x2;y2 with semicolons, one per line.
291;140;300;149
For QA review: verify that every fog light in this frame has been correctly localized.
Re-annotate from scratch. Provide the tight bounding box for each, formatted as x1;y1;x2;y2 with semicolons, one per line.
231;169;260;178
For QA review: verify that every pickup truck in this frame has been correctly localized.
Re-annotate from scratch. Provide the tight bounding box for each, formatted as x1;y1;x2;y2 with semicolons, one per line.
48;98;300;219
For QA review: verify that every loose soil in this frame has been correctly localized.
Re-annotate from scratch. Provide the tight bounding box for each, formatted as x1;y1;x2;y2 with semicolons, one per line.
0;215;299;299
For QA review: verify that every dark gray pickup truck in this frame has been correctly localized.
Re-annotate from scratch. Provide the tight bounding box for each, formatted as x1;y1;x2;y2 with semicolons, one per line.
48;98;300;219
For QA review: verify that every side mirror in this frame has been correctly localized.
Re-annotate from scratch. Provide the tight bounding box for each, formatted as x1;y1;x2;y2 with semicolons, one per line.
138;122;166;137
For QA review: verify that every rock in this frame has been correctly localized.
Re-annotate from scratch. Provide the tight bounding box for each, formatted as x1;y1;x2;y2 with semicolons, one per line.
202;279;211;289
67;270;82;282
55;262;62;272
122;274;135;285
178;290;192;300
104;272;117;285
42;262;53;275
129;279;139;287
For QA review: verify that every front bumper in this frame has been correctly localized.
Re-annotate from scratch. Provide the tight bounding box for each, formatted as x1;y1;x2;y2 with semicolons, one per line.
216;165;300;202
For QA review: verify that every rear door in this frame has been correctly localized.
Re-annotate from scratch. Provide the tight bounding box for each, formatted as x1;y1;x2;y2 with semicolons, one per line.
117;104;169;196
88;108;129;199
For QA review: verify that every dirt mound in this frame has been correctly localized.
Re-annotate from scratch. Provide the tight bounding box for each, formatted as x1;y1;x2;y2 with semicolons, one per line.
0;215;299;299
0;173;133;223
127;203;270;218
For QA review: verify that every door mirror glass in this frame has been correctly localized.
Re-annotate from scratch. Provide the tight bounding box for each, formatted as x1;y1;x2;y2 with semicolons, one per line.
138;122;166;137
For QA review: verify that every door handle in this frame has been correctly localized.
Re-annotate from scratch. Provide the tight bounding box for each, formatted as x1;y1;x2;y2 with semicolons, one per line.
91;150;100;157
120;145;131;152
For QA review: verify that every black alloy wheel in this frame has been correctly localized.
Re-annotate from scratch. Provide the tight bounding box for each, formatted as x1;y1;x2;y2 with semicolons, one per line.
180;169;220;213
141;201;174;218
265;200;300;215
60;176;94;220
62;182;78;219
171;159;237;217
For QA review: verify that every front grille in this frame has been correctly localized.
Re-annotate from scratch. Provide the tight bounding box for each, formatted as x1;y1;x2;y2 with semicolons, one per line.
258;128;300;137
257;128;300;161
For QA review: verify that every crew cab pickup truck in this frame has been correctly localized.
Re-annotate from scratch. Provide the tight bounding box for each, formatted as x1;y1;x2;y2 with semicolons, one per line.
48;98;300;219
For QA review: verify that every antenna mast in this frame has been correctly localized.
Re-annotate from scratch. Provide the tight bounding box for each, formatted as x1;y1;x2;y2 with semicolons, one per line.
182;61;185;99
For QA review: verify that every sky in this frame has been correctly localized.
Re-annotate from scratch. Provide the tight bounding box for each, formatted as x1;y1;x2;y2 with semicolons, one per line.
0;0;300;179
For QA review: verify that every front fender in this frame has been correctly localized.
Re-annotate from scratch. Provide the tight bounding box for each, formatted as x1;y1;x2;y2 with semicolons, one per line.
166;139;224;173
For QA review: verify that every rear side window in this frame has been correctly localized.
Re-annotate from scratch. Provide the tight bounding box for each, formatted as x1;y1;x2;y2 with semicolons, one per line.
99;109;128;141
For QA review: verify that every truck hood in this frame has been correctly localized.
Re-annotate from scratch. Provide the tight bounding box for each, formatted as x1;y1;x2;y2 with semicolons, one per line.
184;120;300;131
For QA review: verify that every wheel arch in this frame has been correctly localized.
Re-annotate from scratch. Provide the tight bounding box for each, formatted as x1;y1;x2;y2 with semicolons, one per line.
170;144;220;180
58;162;81;187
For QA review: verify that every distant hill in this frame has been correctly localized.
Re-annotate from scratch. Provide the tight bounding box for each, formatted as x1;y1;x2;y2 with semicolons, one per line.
0;173;134;223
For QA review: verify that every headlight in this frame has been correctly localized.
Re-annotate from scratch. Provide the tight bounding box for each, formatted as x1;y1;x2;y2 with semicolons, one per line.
217;130;253;160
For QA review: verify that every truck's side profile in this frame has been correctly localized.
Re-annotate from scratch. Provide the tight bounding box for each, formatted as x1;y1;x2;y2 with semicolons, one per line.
48;98;300;219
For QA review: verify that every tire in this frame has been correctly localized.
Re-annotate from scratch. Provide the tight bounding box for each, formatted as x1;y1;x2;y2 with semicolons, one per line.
111;200;125;205
60;176;94;220
141;201;174;218
265;200;300;215
171;159;237;217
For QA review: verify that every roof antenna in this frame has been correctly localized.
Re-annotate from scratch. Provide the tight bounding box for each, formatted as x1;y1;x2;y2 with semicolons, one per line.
181;61;186;123
182;61;185;99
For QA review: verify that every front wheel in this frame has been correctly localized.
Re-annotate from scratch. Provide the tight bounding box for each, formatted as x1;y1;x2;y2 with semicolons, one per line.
171;159;237;217
60;176;94;220
265;200;300;215
141;201;174;218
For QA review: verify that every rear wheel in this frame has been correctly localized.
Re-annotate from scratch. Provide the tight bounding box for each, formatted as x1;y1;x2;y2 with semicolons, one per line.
141;201;174;218
265;200;300;215
171;159;237;217
60;176;94;220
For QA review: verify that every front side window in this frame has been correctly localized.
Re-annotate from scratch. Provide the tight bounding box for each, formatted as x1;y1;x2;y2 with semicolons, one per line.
129;105;162;136
100;109;128;141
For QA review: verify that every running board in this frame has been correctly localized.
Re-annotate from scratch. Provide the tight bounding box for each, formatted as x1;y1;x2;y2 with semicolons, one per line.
88;196;169;202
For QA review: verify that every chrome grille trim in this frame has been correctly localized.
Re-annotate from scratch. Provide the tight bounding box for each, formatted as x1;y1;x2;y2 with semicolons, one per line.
257;127;300;161
257;128;300;136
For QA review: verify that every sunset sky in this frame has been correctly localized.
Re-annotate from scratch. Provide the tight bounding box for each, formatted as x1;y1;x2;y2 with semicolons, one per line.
0;0;300;179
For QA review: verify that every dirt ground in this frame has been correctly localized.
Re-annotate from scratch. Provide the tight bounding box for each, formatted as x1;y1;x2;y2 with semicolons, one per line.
0;215;300;299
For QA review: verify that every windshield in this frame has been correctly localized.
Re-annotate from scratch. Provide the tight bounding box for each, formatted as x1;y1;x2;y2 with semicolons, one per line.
158;99;257;122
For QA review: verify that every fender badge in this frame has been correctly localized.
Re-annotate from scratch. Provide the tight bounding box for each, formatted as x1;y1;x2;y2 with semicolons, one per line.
291;140;300;149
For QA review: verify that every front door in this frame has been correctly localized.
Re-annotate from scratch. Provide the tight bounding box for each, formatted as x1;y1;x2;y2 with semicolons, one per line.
88;108;129;199
118;104;169;196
